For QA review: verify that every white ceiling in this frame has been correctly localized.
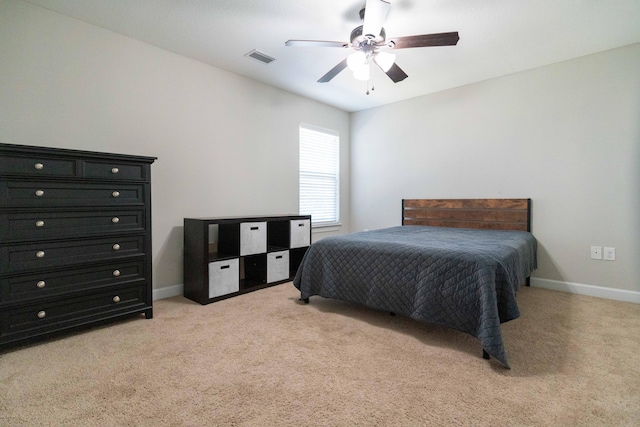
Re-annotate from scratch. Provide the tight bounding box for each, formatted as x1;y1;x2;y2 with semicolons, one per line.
23;0;640;112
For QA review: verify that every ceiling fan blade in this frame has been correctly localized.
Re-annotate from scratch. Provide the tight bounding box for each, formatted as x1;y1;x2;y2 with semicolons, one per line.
362;0;390;38
318;58;349;83
285;40;350;48
377;62;408;83
388;32;460;49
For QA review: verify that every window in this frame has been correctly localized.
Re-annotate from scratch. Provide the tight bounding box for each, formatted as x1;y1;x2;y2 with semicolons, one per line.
299;124;340;227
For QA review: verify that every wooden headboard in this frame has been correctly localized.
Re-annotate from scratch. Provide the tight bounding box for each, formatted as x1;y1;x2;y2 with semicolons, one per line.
402;199;531;232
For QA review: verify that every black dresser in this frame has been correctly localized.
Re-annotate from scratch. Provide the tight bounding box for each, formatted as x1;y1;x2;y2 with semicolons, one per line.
0;143;156;347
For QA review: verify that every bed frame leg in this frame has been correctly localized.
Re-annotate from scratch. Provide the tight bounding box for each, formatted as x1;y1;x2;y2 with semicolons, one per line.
389;312;395;316
483;349;490;360
526;276;531;286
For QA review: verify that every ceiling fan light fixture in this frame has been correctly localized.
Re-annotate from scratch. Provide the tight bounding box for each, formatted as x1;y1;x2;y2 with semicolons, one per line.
375;51;396;72
353;65;370;81
347;51;367;72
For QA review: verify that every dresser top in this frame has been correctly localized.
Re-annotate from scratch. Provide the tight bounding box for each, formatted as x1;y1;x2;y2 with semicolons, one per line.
0;142;156;163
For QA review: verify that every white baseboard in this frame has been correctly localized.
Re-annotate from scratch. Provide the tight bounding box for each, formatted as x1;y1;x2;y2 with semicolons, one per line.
153;283;184;301
530;278;640;304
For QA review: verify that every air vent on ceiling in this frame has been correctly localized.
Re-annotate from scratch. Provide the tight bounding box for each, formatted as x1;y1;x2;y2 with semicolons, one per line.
245;49;276;64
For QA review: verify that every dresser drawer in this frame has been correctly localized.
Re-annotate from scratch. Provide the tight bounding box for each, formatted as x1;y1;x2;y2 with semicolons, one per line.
0;209;145;242
0;236;145;274
0;284;147;338
1;260;145;303
0;181;146;207
83;160;147;181
0;153;77;177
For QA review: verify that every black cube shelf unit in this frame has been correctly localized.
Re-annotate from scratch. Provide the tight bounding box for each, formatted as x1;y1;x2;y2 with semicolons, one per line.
183;215;311;305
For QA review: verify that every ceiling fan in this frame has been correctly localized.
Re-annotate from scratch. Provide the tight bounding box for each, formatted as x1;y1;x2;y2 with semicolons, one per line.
285;0;459;89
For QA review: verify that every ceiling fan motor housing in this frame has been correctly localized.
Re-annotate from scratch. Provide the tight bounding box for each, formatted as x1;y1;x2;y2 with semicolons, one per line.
350;25;386;48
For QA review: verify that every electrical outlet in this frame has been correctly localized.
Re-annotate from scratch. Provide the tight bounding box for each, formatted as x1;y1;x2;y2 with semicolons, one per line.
590;246;602;260
604;247;616;261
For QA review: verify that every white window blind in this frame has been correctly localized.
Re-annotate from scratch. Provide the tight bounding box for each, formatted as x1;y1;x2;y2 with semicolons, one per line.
299;124;340;226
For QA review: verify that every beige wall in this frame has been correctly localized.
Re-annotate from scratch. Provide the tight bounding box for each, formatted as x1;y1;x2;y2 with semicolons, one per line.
2;0;638;300
0;0;351;295
351;43;640;296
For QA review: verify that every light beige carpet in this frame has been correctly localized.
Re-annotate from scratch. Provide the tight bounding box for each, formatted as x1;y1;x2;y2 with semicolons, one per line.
1;284;639;426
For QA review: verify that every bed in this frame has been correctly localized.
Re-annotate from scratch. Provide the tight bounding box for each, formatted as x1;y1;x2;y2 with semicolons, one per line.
293;199;537;368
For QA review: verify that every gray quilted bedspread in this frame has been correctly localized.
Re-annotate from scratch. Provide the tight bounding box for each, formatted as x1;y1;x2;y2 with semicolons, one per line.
293;226;537;367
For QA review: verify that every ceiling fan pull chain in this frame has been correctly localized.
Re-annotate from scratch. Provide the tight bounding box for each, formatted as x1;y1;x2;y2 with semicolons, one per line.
371;64;375;92
365;63;375;95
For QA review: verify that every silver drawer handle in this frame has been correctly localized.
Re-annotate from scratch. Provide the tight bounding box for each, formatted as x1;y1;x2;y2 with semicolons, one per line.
36;251;45;258
34;163;44;170
112;270;121;277
35;220;45;227
35;190;45;197
37;310;46;319
112;243;121;251
112;296;121;303
111;217;120;224
111;167;119;174
112;191;120;198
37;280;46;288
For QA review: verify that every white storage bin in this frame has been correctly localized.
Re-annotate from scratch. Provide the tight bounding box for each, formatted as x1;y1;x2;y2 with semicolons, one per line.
240;222;267;256
267;250;289;283
208;258;239;298
290;219;311;248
